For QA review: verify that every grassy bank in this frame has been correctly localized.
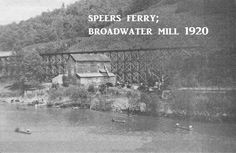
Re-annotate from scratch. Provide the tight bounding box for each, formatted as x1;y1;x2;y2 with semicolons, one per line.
47;85;145;113
1;80;236;122
161;90;236;122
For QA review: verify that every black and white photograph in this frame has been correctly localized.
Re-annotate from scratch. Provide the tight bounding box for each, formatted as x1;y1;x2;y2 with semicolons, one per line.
0;0;236;152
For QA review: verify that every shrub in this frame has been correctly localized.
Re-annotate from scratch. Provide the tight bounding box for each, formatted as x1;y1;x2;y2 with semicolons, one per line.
87;84;95;93
51;83;59;89
48;88;64;101
140;92;160;113
126;90;141;106
106;87;125;96
46;102;54;107
106;82;114;87
64;86;77;97
99;84;107;94
70;87;88;104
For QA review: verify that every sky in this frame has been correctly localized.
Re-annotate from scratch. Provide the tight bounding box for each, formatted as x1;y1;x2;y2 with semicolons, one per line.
0;0;79;25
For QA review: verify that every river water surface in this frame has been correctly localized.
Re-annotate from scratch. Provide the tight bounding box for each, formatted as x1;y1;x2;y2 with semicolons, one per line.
0;103;236;153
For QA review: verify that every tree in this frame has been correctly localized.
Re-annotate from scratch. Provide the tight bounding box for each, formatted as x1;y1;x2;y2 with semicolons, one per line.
12;50;45;96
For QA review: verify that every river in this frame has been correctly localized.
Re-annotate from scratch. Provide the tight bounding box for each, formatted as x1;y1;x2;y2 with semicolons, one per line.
0;102;236;153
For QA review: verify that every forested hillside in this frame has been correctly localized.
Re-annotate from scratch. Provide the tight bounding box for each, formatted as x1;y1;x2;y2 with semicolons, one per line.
0;0;235;87
69;0;236;51
1;0;235;52
68;0;236;87
0;0;160;51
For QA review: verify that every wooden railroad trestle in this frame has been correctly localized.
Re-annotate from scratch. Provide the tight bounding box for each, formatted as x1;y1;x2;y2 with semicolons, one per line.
40;47;201;84
0;47;202;83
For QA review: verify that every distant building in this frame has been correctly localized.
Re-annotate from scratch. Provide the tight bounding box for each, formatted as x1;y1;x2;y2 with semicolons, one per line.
52;74;64;85
76;72;116;87
66;54;116;87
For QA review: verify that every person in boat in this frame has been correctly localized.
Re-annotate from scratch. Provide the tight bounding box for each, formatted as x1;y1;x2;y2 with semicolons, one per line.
176;123;193;131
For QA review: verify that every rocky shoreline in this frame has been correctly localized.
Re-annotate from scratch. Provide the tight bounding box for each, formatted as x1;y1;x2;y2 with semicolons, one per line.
1;86;235;123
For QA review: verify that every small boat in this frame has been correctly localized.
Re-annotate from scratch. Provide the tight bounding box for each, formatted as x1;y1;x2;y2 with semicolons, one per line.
16;106;27;110
72;107;79;110
56;105;61;108
15;128;32;134
175;123;193;131
112;118;126;123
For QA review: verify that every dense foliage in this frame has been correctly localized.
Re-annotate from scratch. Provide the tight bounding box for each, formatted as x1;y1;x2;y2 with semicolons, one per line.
11;50;45;95
0;0;235;88
0;0;162;51
67;0;236;87
0;0;235;52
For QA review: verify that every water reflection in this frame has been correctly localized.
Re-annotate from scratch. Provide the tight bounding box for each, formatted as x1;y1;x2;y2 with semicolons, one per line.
0;103;236;152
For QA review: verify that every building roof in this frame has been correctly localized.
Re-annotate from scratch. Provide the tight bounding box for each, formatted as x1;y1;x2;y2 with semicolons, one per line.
71;54;110;62
76;72;115;78
0;51;13;57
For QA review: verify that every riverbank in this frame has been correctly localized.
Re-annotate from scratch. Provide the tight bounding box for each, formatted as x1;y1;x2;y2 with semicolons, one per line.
167;90;236;122
0;82;236;123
